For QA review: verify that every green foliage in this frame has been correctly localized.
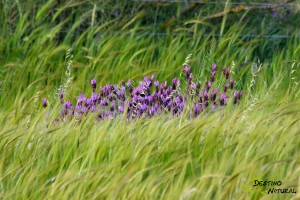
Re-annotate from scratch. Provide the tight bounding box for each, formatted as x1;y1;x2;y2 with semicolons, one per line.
0;1;300;199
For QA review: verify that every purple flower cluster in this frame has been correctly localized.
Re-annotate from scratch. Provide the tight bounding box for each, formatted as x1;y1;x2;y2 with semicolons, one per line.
42;64;244;123
184;65;244;118
270;5;293;21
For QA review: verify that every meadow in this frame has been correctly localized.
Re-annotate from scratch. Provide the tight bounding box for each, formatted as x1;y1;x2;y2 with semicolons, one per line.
0;1;300;199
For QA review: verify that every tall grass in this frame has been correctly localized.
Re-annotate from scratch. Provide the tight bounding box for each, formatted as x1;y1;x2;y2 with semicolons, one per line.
0;1;300;199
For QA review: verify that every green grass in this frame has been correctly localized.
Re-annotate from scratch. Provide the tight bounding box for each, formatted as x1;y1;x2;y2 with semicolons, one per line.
1;95;300;199
0;1;300;199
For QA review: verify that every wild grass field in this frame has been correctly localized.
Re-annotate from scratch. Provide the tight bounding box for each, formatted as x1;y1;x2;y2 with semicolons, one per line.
0;1;300;200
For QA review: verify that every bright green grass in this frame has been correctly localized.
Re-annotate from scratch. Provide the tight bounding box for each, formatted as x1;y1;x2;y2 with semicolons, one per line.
0;94;300;199
1;1;300;199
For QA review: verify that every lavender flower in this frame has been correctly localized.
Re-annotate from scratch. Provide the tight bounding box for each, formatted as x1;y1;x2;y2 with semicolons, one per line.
121;80;126;87
91;78;96;92
118;105;124;113
185;65;191;79
220;92;228;106
210;71;217;82
151;75;155;81
42;98;47;108
199;92;203;103
194;104;201;117
190;82;196;90
172;78;178;90
225;67;230;79
230;77;234;89
210;88;218;102
271;9;276;16
91;105;96;112
189;73;193;82
91;93;97;103
61;101;74;117
212;64;217;72
212;102;218;109
101;98;108;106
48;63;245;122
234;90;239;104
205;81;211;91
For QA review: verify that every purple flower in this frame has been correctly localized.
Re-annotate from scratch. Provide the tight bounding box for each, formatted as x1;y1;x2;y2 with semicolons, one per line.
223;84;230;92
48;68;246;122
144;76;152;88
179;102;185;110
210;88;218;102
144;76;149;82
189;73;193;81
234;90;239;104
194;104;201;117
172;78;178;90
110;102;115;112
116;90;122;97
76;105;81;111
205;81;211;91
149;106;157;115
84;98;92;107
42;98;47;108
118;106;124;113
222;67;230;79
91;78;96;92
121;80;126;87
225;68;230;79
91;93;97;102
199;92;203;103
108;93;114;101
212;102;218;109
101;99;108;106
63;101;74;115
210;71;217;82
160;82;167;92
185;65;191;79
214;88;219;94
148;95;153;103
230;77;234;89
54;118;60;125
204;90;208;102
167;101;172;111
64;101;74;110
140;103;148;111
212;64;217;72
190;82;196;89
204;101;209;108
220;92;228;106
76;93;85;107
98;112;105;120
151;75;155;81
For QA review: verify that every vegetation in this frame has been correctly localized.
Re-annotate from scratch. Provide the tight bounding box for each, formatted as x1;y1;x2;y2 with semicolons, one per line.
0;0;299;199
